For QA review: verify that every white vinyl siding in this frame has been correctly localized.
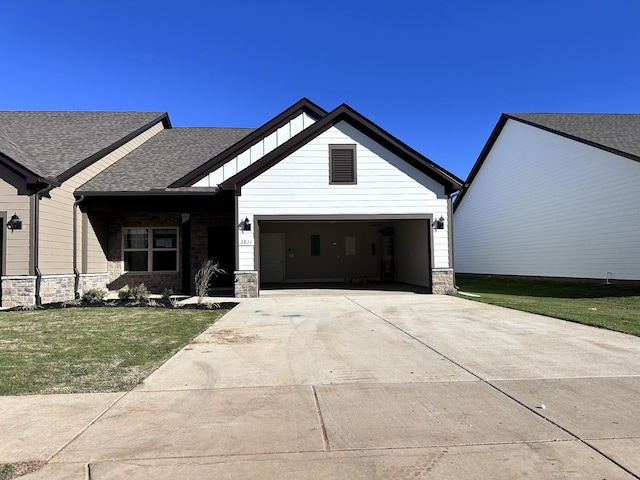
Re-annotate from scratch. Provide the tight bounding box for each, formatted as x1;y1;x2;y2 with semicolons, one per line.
192;112;317;187
454;119;640;280
238;121;450;270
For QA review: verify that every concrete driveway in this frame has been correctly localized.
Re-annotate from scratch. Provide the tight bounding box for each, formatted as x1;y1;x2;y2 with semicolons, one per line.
6;290;640;479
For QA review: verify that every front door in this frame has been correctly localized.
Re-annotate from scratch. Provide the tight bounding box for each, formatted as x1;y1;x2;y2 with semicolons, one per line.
207;226;235;288
260;233;284;283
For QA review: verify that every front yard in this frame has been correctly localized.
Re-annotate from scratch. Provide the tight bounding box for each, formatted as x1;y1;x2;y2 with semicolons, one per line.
0;307;229;396
455;275;640;336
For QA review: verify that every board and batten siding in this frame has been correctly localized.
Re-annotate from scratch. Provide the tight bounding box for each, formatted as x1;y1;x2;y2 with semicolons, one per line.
0;177;31;275
38;121;165;275
237;121;450;271
192;112;317;187
454;119;640;281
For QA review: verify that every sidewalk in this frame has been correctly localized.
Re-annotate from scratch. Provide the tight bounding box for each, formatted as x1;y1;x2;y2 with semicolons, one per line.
3;292;639;479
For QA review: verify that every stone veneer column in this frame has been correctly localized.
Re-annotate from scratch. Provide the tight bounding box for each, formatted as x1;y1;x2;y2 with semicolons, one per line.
431;268;455;294
234;271;258;298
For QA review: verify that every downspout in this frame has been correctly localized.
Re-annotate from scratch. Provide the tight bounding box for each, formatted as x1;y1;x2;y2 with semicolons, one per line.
73;196;85;298
448;190;461;290
33;193;41;306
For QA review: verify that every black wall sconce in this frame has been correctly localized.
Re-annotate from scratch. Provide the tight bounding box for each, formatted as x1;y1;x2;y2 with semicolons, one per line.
6;213;22;232
238;217;251;232
433;216;445;230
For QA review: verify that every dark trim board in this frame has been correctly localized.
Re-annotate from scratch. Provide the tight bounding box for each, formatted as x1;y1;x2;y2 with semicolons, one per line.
80;192;234;213
57;114;171;183
170;99;328;188
221;104;464;195
456;272;640;286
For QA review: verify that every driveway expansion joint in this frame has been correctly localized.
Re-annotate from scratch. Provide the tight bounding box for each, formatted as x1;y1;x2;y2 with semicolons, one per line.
346;296;640;479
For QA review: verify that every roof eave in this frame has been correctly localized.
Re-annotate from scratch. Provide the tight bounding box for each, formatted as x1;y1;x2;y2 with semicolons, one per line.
220;103;464;194
75;187;221;197
169;98;328;188
0;152;61;189
453;114;510;212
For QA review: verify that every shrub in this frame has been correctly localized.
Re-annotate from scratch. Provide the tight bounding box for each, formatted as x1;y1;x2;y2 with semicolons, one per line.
118;284;151;302
82;288;107;304
161;287;174;300
195;259;225;304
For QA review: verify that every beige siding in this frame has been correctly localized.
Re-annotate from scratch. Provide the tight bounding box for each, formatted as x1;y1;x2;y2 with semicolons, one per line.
38;121;165;275
0;177;31;275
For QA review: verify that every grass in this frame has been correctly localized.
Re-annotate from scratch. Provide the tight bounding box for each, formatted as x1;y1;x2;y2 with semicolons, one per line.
455;275;640;335
0;461;44;480
0;307;228;396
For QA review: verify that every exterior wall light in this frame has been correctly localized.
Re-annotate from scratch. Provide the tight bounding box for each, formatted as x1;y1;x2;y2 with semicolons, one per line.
6;213;22;232
433;216;445;230
238;217;251;232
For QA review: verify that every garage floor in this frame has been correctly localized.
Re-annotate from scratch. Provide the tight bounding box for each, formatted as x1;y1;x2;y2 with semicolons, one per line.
7;292;640;479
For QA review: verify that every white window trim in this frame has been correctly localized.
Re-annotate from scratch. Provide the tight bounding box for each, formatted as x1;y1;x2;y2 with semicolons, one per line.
122;227;179;273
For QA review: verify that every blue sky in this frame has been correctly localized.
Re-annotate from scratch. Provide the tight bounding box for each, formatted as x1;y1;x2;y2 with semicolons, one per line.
2;1;639;179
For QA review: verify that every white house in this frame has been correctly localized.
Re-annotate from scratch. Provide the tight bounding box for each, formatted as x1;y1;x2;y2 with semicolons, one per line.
454;113;640;282
187;101;464;295
1;99;463;306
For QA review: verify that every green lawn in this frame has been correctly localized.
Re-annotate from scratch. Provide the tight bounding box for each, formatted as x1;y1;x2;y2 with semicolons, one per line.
0;307;228;396
455;275;640;336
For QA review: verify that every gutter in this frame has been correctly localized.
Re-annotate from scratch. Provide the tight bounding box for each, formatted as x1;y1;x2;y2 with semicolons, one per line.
73;196;85;298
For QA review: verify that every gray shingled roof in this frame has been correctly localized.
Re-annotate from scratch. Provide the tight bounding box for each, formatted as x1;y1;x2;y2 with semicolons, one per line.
509;113;640;160
77;127;254;192
0;111;166;179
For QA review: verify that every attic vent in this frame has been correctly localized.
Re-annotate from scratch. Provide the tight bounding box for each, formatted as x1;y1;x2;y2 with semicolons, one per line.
330;145;356;184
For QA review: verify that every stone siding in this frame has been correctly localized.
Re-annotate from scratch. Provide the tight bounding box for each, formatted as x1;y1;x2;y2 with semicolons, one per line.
1;276;37;307
431;268;455;295
234;271;258;298
40;275;75;304
78;273;110;295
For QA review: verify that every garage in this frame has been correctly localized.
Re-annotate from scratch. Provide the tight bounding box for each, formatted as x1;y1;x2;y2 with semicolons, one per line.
258;218;432;289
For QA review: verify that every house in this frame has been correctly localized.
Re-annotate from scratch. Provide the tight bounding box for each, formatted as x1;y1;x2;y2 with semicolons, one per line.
454;113;640;282
0;99;463;307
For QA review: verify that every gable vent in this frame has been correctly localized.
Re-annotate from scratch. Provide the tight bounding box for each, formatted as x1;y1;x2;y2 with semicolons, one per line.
330;145;356;184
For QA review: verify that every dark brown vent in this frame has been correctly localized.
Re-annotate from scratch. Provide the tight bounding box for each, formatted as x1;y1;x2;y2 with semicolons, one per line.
330;145;356;184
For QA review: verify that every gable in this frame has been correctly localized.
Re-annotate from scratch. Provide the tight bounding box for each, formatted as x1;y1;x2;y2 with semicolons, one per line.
0;111;168;187
455;113;640;211
191;111;318;187
172;98;327;188
241;121;448;205
217;103;463;195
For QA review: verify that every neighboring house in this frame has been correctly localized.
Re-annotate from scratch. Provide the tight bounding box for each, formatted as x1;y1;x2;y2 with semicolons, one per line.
454;113;640;282
0;99;463;307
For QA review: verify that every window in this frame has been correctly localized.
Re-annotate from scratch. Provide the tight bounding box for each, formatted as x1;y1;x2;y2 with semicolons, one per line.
329;144;356;184
311;235;320;256
345;236;356;256
123;228;178;272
